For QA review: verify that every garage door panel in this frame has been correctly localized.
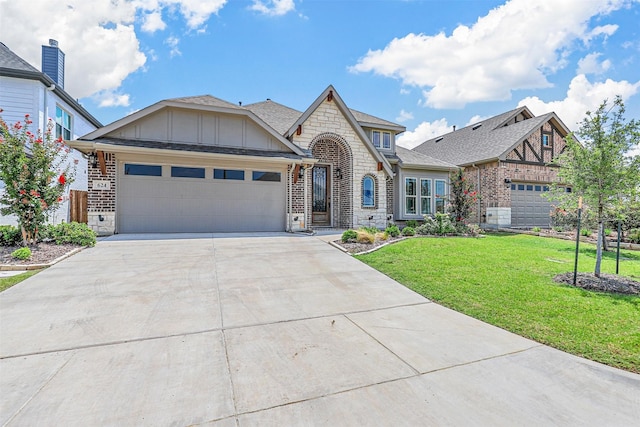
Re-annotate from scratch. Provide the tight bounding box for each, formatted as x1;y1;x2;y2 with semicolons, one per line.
510;183;552;228
118;165;285;233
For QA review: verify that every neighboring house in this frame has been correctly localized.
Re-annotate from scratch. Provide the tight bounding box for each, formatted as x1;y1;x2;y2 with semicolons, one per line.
0;40;102;225
69;85;456;235
413;106;571;228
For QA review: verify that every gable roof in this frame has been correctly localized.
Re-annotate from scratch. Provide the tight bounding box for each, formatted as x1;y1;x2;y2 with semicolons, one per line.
350;109;405;133
0;42;102;128
244;99;302;135
394;146;457;170
413;106;571;166
284;85;394;176
80;95;307;157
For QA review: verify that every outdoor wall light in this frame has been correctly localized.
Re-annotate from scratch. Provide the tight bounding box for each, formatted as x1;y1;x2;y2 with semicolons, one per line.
88;152;98;168
334;168;342;180
504;178;512;184
298;165;305;179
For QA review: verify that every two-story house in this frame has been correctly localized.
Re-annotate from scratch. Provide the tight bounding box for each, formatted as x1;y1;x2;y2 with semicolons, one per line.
413;107;572;228
0;40;102;225
68;85;456;235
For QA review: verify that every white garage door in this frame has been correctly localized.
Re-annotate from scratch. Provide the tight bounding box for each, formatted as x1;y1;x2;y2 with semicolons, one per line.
510;183;553;228
117;162;286;233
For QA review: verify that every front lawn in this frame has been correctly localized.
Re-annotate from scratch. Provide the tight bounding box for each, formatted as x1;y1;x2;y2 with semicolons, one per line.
0;269;43;292
356;233;640;373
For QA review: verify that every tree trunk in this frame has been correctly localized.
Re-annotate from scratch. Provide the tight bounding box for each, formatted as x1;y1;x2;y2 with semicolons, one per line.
595;221;603;277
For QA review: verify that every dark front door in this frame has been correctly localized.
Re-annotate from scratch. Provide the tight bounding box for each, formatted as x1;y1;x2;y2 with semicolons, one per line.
312;165;331;225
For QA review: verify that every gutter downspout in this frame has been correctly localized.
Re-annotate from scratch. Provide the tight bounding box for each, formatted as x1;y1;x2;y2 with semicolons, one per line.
44;83;55;127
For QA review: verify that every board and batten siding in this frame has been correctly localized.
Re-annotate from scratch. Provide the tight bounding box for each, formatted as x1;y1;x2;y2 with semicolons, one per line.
107;108;289;152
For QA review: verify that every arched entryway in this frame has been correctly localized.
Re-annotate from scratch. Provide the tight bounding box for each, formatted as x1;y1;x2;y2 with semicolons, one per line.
309;133;353;228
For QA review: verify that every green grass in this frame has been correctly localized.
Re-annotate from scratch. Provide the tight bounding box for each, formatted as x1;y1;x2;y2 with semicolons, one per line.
0;269;43;292
356;233;640;373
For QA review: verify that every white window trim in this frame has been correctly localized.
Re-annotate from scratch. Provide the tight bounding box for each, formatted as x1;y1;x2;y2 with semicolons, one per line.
372;130;381;148
420;178;432;215
382;132;391;149
362;175;375;208
55;105;72;140
405;177;417;215
435;179;447;213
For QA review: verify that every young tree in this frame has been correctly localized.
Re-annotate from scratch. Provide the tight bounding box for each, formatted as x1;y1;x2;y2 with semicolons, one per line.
0;112;75;245
552;96;640;277
448;168;478;229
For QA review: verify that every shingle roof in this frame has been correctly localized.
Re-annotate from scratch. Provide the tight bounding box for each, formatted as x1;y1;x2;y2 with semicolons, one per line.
0;42;39;72
350;109;405;131
244;100;302;135
91;137;310;159
395;146;457;170
167;95;244;110
413;107;560;166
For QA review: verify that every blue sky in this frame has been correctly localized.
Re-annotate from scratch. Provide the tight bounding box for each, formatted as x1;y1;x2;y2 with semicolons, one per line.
1;0;639;150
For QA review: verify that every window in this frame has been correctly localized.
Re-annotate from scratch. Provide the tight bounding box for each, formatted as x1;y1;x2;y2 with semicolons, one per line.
542;134;550;147
124;164;162;176
382;132;391;149
214;169;244;180
405;177;417;215
372;131;381;148
435;179;446;213
372;131;391;149
55;106;72;140
535;185;542;192
518;184;525;190
362;176;375;207
171;166;205;178
511;184;516;190
420;178;432;215
543;185;550;192
526;184;533;191
252;171;281;182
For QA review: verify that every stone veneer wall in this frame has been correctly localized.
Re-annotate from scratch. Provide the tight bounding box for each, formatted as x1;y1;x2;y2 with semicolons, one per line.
292;98;389;228
87;152;117;235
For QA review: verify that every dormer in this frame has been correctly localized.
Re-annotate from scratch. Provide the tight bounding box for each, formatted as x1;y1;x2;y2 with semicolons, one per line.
349;108;405;155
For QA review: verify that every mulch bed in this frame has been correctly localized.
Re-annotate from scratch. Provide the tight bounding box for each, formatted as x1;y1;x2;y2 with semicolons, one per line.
333;236;405;254
554;272;640;295
0;243;81;266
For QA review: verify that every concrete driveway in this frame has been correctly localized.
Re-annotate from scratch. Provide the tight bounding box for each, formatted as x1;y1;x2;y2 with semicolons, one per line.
1;233;638;426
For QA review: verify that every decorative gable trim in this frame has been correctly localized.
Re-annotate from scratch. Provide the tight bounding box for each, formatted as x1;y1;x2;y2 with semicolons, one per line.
285;85;393;176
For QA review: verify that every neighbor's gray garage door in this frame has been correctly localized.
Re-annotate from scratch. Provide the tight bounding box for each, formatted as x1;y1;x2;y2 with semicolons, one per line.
510;182;553;228
117;163;286;233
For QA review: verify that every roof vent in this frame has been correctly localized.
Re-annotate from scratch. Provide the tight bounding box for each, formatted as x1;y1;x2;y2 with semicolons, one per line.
472;123;483;130
435;137;443;143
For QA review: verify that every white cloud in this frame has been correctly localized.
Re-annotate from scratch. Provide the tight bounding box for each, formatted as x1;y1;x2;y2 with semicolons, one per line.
396;109;414;122
400;88;410;95
93;90;131;107
250;0;295;16
396;118;452;149
577;52;612;75
518;74;640;129
0;0;227;106
350;0;629;109
165;36;182;57
142;10;166;33
465;114;490;126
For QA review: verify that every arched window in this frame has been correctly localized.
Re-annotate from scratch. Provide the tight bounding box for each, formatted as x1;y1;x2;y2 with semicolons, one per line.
362;176;375;207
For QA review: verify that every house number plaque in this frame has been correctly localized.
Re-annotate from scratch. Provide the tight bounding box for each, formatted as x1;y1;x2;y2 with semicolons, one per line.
93;180;111;190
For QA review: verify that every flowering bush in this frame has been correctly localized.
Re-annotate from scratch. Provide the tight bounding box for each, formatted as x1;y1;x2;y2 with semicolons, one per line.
448;169;478;226
0;113;75;245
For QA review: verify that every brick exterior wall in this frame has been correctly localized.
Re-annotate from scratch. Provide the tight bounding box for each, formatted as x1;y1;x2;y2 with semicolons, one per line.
463;121;566;225
292;98;389;228
386;177;394;216
87;152;117;235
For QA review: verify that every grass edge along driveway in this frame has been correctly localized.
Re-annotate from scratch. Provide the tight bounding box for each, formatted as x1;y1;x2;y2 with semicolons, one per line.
356;233;640;373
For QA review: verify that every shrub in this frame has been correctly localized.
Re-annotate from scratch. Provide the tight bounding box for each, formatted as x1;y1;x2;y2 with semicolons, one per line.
359;226;379;234
604;228;612;236
385;224;400;237
405;219;419;228
0;225;21;246
628;228;640;244
433;213;456;235
402;226;415;236
466;224;482;237
553;226;564;233
11;246;31;260
532;226;541;233
415;222;432;235
356;230;375;244
341;229;357;243
49;222;96;247
581;228;592;237
375;231;389;241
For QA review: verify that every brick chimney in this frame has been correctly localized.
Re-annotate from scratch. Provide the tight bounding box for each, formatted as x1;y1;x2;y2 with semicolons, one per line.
42;39;65;89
